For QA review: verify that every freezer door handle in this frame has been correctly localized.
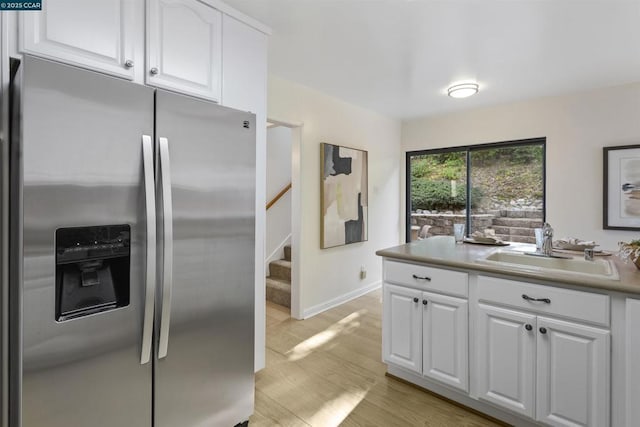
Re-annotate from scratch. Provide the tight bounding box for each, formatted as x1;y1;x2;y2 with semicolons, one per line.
141;135;156;364
158;137;174;359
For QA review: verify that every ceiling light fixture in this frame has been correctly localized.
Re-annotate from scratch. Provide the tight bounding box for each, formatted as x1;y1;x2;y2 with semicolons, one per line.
447;82;479;99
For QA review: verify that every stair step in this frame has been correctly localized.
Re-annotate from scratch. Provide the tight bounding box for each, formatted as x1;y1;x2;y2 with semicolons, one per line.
492;217;543;228
492;226;535;237
494;234;536;244
511;235;536;244
284;245;291;261
269;259;291;281
266;277;291;308
504;209;543;219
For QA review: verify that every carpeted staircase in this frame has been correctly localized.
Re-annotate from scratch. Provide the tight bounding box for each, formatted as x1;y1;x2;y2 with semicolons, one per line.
266;245;291;308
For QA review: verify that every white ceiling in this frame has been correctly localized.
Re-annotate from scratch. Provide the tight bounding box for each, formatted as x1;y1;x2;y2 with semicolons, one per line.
225;0;640;121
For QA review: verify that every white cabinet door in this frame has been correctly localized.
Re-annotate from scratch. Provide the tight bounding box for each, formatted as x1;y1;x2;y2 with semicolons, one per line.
383;284;422;373
536;317;610;427
476;304;536;418
422;292;468;392
19;0;139;79
221;14;267;112
147;0;222;101
626;299;640;427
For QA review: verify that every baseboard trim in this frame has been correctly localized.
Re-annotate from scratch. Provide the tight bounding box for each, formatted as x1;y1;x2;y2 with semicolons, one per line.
385;373;509;427
301;281;381;319
387;365;539;427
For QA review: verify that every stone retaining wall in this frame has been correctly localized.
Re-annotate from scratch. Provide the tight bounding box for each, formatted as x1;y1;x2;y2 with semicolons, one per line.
411;213;494;236
411;208;543;243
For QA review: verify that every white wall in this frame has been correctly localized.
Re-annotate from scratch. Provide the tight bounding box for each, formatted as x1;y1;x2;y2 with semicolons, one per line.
268;76;402;318
265;126;292;265
403;82;640;251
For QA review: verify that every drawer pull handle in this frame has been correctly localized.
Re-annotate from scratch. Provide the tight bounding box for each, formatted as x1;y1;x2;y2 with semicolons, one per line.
413;297;419;303
412;274;431;281
525;324;533;331
422;299;428;305
522;294;551;304
539;327;547;334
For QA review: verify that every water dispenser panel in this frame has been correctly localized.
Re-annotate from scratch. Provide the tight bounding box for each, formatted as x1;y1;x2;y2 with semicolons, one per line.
55;225;131;321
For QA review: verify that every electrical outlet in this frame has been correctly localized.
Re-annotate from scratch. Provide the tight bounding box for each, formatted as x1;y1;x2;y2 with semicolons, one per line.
360;266;367;280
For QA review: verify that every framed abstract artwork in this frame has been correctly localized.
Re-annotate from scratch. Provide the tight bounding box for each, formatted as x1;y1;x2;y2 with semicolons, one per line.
320;143;368;248
604;144;640;230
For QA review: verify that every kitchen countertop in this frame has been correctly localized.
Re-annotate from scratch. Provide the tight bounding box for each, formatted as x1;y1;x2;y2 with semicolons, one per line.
376;236;640;295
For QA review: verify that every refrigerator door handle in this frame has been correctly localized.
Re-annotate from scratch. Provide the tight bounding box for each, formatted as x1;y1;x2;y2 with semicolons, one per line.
141;135;156;364
158;137;173;359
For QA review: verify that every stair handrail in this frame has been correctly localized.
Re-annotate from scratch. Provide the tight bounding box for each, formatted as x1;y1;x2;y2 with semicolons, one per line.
266;182;292;210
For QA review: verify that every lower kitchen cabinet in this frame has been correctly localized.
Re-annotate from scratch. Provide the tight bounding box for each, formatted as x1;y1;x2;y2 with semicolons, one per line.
536;317;610;427
382;282;469;392
626;298;640;427
476;304;536;418
476;304;610;427
422;293;468;392
379;254;628;427
383;283;422;373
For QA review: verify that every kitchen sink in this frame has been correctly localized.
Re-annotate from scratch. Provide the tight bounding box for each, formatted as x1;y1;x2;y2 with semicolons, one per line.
478;250;619;280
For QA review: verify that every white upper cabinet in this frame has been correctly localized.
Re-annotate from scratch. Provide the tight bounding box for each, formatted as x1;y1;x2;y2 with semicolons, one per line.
15;0;268;105
146;0;222;102
221;14;267;112
19;0;140;80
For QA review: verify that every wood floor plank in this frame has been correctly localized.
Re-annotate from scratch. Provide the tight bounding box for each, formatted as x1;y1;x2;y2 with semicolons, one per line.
265;311;387;377
250;389;311;427
256;289;502;427
267;301;292;319
294;349;499;427
340;398;415;427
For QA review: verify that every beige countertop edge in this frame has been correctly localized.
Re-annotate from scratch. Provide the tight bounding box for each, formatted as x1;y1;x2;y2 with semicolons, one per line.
376;239;640;296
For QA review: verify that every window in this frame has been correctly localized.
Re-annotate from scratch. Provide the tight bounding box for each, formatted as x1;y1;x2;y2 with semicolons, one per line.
406;138;545;243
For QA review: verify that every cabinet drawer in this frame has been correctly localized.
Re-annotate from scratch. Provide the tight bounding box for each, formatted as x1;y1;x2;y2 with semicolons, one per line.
384;260;468;298
478;275;609;326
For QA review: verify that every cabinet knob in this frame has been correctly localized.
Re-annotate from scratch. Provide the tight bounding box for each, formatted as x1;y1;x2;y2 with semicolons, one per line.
539;327;547;334
525;324;533;331
150;67;159;75
422;299;428;305
413;297;419;303
124;60;134;69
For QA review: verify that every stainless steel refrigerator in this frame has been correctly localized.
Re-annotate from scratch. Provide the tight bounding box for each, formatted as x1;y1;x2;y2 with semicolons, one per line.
6;55;256;427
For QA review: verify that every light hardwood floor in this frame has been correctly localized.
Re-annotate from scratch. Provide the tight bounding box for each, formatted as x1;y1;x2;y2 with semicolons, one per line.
251;289;504;427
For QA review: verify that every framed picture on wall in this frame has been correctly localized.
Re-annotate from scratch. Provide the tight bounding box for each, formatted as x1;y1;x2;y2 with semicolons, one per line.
603;144;640;230
320;143;368;248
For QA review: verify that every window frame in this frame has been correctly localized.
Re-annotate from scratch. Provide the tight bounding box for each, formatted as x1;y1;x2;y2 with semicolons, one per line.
405;137;547;242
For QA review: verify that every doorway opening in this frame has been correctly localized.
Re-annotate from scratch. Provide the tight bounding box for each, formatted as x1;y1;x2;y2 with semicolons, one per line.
264;119;302;319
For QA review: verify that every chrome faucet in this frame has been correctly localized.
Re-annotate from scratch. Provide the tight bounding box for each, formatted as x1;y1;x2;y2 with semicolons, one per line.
541;222;554;256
